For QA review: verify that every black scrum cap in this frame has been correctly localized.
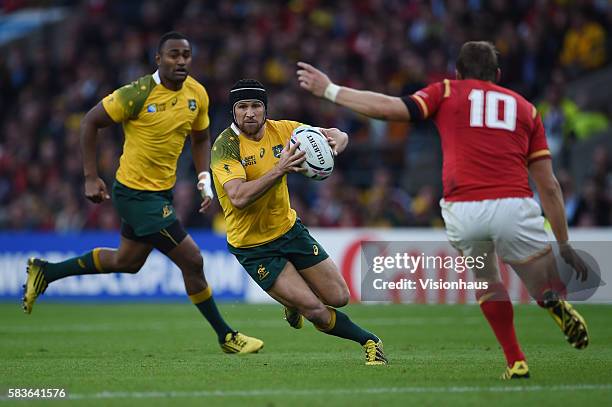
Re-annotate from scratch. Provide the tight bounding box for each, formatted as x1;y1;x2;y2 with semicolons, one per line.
230;79;267;123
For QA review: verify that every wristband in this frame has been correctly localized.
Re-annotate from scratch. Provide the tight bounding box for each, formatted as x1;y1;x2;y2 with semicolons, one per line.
324;83;341;103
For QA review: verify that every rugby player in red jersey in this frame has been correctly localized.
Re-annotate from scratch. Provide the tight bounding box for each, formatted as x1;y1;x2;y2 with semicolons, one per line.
297;41;589;379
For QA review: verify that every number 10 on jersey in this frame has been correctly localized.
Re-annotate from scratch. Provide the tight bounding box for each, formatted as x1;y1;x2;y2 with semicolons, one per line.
468;89;517;131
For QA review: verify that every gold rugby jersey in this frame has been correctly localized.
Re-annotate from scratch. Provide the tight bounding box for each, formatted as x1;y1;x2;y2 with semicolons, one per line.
102;71;210;191
211;120;302;247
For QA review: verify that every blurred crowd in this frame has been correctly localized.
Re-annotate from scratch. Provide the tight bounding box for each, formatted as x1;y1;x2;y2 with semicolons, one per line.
1;0;611;232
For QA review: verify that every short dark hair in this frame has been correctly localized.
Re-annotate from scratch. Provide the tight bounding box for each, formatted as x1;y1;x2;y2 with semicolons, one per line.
456;41;499;82
158;31;190;53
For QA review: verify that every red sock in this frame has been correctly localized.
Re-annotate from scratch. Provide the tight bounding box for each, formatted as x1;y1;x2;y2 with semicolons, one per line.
476;282;525;366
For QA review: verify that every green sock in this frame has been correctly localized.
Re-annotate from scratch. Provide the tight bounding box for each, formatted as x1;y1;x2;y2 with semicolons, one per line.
42;249;103;283
317;308;378;345
190;286;233;343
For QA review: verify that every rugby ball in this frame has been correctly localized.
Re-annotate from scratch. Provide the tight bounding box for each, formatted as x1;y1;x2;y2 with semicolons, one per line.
290;125;334;180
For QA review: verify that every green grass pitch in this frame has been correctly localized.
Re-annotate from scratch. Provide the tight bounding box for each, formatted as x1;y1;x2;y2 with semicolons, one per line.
1;302;611;406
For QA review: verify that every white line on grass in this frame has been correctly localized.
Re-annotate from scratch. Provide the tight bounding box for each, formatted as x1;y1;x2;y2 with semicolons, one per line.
2;384;609;401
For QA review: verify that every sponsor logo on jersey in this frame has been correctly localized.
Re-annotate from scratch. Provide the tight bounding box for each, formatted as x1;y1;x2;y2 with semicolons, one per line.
313;245;319;256
171;97;178;106
260;147;265;158
147;104;157;113
188;99;197;111
224;164;231;173
242;155;256;166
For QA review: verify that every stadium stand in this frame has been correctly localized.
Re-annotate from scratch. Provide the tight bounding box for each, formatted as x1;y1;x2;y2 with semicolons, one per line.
0;0;610;231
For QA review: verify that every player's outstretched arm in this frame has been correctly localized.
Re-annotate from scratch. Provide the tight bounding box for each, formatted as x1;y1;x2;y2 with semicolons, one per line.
80;102;115;203
223;141;306;209
529;159;588;281
296;62;411;121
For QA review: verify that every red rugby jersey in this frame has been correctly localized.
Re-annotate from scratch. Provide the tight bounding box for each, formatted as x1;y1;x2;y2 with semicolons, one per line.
406;79;551;202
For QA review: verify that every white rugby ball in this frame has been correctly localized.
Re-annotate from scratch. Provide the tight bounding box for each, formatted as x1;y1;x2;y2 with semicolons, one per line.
290;125;334;180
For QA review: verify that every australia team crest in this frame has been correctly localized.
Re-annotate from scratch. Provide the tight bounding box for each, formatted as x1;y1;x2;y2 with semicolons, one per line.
272;144;283;158
188;99;197;111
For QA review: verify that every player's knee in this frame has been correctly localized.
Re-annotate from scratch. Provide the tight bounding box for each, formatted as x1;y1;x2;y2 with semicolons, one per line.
320;282;350;308
327;289;350;308
299;301;328;325
181;252;204;275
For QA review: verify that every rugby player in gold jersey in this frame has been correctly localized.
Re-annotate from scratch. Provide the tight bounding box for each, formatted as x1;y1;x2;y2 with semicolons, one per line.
23;32;263;354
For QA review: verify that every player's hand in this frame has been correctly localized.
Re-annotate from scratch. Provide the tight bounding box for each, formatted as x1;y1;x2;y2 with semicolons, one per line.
84;176;110;203
559;242;588;282
197;171;214;213
319;128;345;156
199;196;212;213
296;62;331;97
277;140;306;174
